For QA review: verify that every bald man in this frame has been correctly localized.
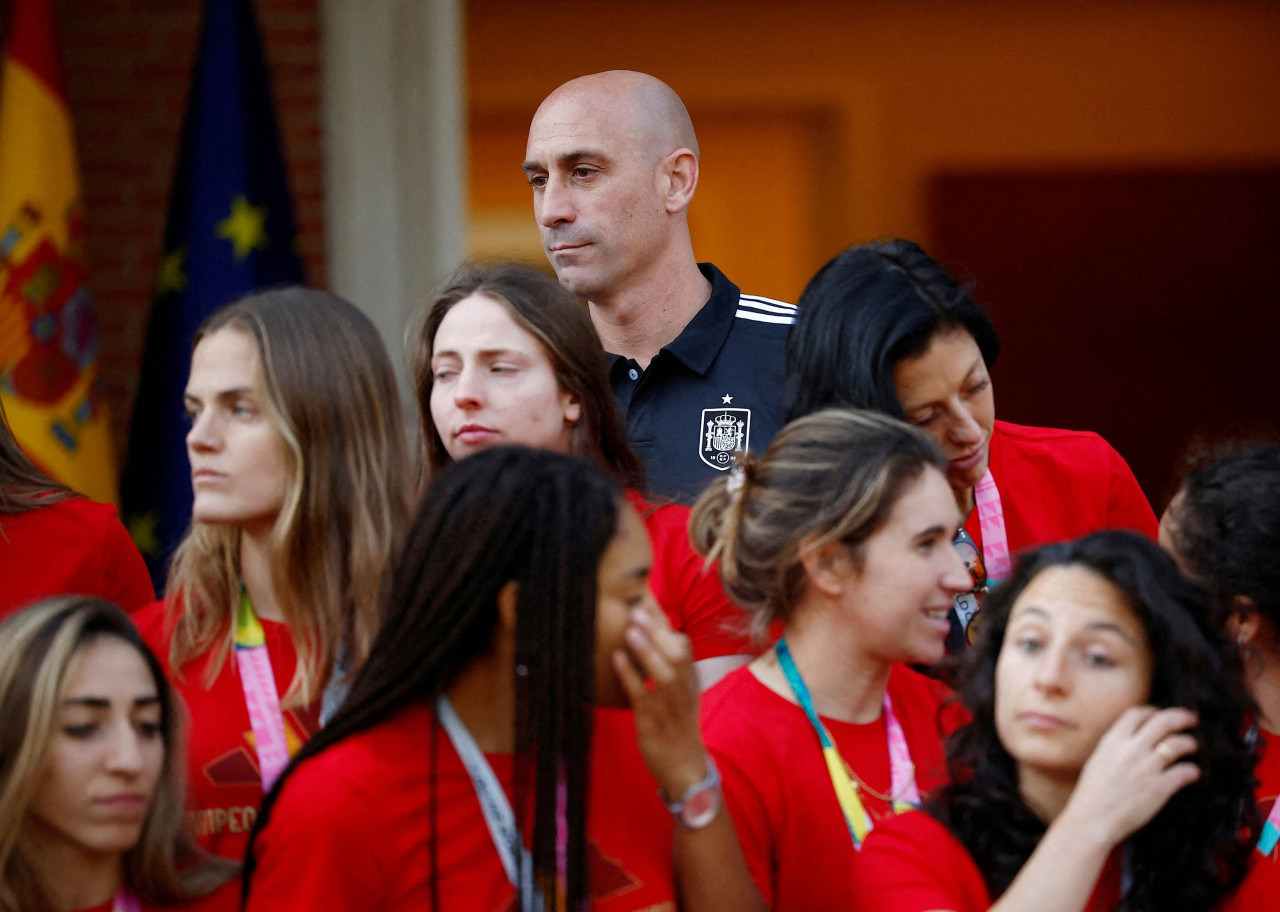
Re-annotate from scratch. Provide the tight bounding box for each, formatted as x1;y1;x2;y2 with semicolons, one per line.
524;71;795;502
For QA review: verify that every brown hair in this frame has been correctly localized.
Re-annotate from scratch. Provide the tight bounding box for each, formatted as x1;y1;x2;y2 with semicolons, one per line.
689;408;946;640
164;287;413;704
0;597;236;911
0;398;73;515
410;261;644;491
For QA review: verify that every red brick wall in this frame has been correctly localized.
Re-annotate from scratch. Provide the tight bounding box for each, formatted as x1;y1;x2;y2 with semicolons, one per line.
2;0;325;461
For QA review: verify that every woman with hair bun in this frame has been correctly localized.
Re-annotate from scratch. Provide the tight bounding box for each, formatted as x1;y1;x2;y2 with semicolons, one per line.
1161;444;1280;912
690;408;974;910
132;287;413;863
0;596;237;912
853;531;1257;912
787;240;1156;652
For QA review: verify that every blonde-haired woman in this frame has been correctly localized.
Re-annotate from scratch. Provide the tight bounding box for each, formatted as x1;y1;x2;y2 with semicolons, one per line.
133;287;412;862
691;408;974;910
0;596;236;912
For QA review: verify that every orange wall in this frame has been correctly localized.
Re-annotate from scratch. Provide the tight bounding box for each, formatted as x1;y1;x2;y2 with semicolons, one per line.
466;0;1280;303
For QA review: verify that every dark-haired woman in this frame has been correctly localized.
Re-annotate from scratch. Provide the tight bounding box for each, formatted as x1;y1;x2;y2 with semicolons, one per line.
132;287;412;863
243;447;762;911
690;409;974;911
411;261;754;688
787;240;1156;651
853;531;1257;912
1161;445;1280;912
1;399;152;620
0;597;237;912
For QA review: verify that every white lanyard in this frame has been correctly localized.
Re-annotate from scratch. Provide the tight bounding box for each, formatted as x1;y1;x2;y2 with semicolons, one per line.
435;695;545;910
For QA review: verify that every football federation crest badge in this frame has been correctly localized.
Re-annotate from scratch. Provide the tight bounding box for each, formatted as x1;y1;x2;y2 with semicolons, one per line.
700;406;750;471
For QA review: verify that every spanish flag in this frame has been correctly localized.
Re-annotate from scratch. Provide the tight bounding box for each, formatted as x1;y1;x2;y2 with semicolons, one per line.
0;0;117;503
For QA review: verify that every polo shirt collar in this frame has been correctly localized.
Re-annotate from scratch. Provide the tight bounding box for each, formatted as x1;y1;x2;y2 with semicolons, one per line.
655;263;741;375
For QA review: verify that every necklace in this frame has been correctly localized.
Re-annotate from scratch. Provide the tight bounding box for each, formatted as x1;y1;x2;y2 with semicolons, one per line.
842;756;916;805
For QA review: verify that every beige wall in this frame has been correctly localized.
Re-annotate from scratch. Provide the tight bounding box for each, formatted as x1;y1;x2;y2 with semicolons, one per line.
466;0;1280;302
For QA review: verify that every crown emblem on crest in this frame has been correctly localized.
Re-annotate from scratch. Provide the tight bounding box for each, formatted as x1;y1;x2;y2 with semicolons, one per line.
700;402;751;470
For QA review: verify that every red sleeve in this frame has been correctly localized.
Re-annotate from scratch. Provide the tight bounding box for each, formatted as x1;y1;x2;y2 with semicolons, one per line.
852;810;990;912
701;674;785;906
97;506;155;611
632;495;756;661
1104;442;1159;538
245;763;387;912
0;498;153;619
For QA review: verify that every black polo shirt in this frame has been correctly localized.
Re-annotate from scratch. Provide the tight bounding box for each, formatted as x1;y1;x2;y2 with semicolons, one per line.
608;263;795;503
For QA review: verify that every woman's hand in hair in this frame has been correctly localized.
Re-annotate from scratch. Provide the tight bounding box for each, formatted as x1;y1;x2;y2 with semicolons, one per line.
1059;705;1201;847
612;603;709;799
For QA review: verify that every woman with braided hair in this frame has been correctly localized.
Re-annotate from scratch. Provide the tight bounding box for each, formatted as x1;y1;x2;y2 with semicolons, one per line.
242;447;764;911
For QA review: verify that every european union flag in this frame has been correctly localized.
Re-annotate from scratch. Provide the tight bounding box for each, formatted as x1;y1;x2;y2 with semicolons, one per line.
121;0;304;587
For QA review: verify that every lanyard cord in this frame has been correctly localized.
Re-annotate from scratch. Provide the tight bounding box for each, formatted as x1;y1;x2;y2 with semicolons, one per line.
774;638;919;849
234;587;291;792
974;468;1011;582
435;695;547;911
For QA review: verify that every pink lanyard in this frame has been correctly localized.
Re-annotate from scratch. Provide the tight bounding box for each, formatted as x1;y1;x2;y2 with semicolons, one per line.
974;468;1011;583
113;888;141;912
234;588;291;792
776;639;919;848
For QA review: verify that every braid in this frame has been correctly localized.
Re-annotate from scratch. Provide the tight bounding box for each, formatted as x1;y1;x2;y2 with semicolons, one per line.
243;447;621;907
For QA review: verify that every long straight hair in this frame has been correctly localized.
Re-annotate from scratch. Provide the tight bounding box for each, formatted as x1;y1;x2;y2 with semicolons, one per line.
244;446;623;910
164;287;413;705
0;598;235;912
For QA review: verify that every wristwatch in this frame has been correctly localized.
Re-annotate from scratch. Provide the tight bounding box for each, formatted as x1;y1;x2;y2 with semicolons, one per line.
660;756;722;830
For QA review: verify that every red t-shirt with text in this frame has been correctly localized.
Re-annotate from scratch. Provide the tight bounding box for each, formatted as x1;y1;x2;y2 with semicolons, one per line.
134;599;320;864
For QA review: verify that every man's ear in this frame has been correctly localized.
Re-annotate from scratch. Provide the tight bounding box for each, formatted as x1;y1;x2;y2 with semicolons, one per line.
797;536;854;600
661;148;699;214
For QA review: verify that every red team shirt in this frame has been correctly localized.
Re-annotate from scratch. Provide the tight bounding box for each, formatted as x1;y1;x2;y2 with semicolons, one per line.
701;664;967;911
962;421;1157;562
852;809;1122;912
628;490;755;660
0;497;153;620
246;703;676;912
133;599;321;864
1222;727;1280;912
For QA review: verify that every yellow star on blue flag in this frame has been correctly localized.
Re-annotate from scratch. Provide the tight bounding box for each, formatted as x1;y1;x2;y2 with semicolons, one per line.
216;195;268;260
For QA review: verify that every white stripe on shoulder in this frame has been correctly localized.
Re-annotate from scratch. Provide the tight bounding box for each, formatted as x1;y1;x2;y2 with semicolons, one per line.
734;309;795;325
738;294;797;315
